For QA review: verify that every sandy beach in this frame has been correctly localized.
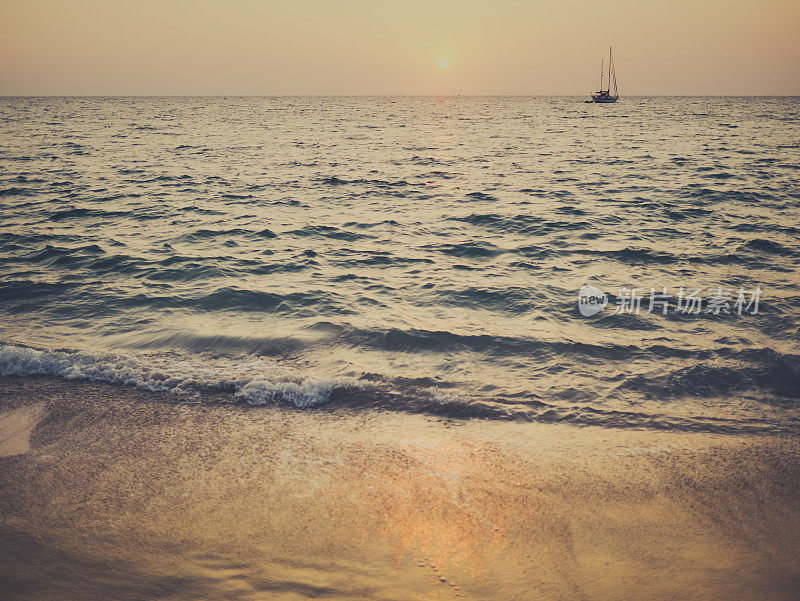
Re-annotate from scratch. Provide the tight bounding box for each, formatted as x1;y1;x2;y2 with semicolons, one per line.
3;0;800;597
1;376;798;600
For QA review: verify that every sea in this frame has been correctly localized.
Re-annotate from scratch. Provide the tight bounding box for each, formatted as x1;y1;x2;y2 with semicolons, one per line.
1;96;799;434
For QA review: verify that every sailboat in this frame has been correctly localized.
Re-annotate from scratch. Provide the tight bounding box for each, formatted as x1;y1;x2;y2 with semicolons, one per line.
588;46;618;103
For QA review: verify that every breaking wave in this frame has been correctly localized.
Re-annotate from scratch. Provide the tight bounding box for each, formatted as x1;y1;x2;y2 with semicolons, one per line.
0;344;339;408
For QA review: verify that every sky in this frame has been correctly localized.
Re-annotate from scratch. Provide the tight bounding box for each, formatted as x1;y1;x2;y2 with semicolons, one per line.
1;0;799;95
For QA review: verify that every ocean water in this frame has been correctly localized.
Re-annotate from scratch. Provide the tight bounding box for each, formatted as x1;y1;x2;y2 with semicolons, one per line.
1;96;798;433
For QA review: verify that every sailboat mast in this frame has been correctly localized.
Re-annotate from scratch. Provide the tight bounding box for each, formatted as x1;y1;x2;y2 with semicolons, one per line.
600;58;604;92
611;47;617;96
608;46;611;93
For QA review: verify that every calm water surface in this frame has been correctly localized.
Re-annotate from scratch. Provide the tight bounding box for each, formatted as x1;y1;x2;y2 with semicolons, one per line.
1;96;799;433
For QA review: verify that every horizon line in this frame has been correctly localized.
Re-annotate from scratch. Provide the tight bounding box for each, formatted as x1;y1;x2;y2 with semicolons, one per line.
2;94;799;98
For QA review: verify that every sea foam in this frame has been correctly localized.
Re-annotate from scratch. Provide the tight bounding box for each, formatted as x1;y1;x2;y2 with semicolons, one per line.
0;344;339;408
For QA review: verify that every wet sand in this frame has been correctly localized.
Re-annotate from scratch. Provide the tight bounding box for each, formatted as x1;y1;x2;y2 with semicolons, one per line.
0;401;44;457
1;376;799;600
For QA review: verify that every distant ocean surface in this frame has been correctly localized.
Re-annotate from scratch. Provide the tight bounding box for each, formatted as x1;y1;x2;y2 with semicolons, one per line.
1;96;798;434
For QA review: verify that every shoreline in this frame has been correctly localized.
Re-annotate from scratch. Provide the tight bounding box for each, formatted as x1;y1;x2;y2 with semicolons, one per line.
1;376;799;600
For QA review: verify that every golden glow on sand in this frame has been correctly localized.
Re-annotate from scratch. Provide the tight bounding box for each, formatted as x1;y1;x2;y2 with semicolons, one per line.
3;377;800;600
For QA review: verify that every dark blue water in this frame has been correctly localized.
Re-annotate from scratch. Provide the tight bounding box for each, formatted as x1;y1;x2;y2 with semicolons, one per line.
1;96;799;433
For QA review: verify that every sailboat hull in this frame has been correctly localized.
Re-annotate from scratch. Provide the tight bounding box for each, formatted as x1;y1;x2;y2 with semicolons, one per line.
589;96;618;103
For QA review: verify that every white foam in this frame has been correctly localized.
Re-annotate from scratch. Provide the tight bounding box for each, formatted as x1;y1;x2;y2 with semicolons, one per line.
236;379;335;408
0;344;341;408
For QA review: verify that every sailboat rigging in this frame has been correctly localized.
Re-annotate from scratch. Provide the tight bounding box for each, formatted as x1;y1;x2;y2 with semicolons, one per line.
588;46;618;103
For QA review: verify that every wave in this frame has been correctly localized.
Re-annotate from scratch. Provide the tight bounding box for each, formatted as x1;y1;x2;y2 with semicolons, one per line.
464;191;498;201
0;187;34;197
177;227;277;241
587;247;679;265
0;279;355;316
180;205;225;215
664;208;714;220
408;156;440;165
341;219;401;229
330;252;433;268
73;287;354;316
0;344;337;408
1;343;795;434
0;280;79;302
185;288;355;315
8;175;46;184
453;213;543;232
731;223;800;236
307;322;645;359
144;265;238;282
221;193;255;200
423;241;506;258
430;286;541;313
287;225;372;241
453;213;590;235
743;239;799;257
315;176;410;188
618;356;800;401
49;207;133;221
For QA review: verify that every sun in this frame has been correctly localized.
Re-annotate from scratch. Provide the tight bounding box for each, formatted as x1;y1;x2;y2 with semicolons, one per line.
437;56;449;70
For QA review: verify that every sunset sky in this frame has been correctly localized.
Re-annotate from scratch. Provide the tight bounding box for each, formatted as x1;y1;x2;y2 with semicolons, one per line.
1;0;798;95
